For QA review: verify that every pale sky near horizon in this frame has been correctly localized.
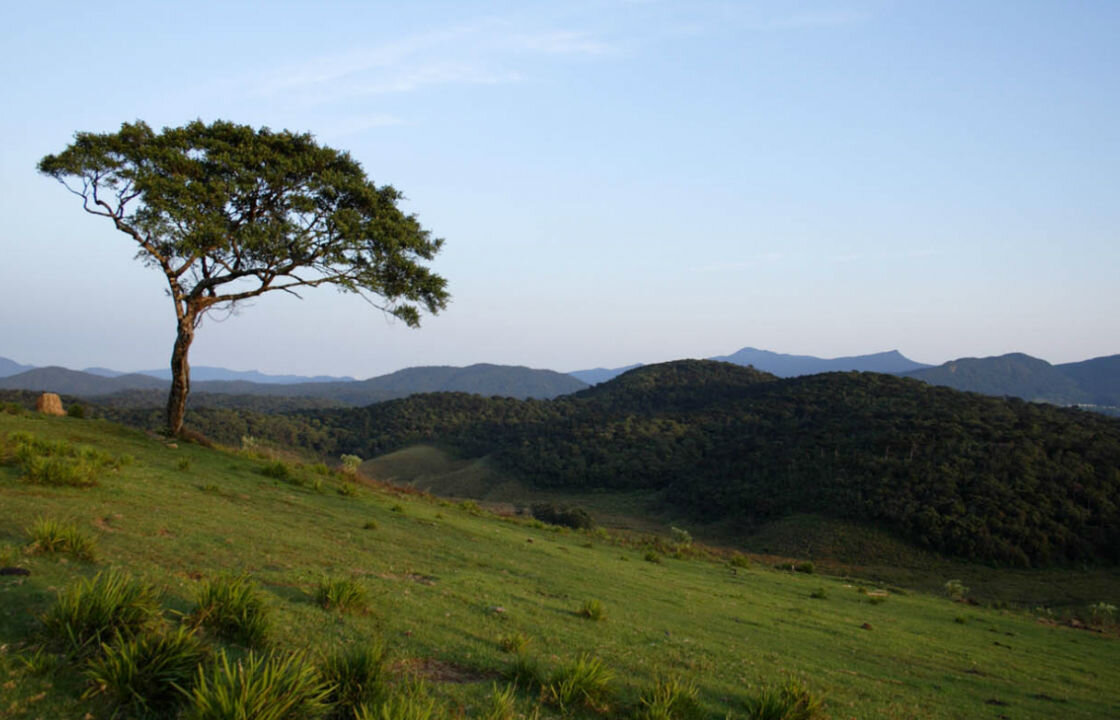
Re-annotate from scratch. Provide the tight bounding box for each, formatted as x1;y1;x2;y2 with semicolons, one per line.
1;1;1117;378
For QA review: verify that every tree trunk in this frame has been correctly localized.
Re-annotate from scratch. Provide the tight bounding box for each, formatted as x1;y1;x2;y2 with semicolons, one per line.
166;314;196;437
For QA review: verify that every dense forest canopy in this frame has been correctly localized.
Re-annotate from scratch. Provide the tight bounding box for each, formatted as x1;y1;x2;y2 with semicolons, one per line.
29;360;1120;567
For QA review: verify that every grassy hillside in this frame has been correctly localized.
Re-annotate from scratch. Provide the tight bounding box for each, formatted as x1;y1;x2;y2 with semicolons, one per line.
2;410;1118;719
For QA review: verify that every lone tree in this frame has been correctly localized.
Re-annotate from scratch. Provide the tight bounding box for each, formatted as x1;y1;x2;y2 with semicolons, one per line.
39;120;449;436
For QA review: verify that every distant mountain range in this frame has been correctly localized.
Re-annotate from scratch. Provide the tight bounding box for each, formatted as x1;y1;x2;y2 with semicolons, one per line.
569;347;931;384
82;366;355;384
0;361;586;405
2;347;1117;412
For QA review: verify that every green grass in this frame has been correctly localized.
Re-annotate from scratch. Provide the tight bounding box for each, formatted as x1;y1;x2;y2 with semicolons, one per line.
83;626;208;718
182;649;331;720
314;576;368;613
26;516;97;561
39;568;161;655
189;574;271;647
1;412;1119;719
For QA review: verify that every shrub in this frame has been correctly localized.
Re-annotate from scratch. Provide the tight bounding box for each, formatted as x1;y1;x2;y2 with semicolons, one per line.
459;499;482;515
480;682;517;720
669;526;693;548
315;577;367;613
319;642;387;719
577;599;606;622
340;454;363;474
67;403;86;419
41;569;161;655
390;504;404;513
795;561;815;574
1089;602;1117;625
638;676;703;720
497;631;530;654
189;575;270;647
744;679;824;720
26;517;97;561
338;482;359;497
809;588;828;600
363;520;379;530
260;460;293;481
182;650;331;720
944;579;969;601
545;654;613;713
530;502;594;530
83;626;207;717
729;553;751;569
178;458;192;471
644;549;662;564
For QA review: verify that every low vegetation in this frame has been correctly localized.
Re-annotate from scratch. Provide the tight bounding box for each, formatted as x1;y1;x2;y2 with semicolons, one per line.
1;411;1118;719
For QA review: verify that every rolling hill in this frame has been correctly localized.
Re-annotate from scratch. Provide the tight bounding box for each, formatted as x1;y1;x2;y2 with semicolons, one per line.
903;353;1092;405
262;360;1120;567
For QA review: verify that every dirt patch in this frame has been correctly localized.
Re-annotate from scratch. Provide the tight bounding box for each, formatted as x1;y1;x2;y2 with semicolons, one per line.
391;657;498;684
378;572;438;586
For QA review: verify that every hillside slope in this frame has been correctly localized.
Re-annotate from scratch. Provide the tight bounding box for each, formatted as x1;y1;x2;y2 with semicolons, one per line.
288;361;1120;567
903;353;1091;405
1;411;1119;719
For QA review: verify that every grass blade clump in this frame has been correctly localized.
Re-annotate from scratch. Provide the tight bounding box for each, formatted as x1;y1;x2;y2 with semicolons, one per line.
26;517;97;561
503;653;545;689
189;574;270;647
182;650;331;720
545;654;613;713
315;576;368;613
41;569;161;655
577;598;606;621
319;642;388;718
83;626;207;717
638;676;704;720
479;682;518;720
744;679;824;720
354;678;441;720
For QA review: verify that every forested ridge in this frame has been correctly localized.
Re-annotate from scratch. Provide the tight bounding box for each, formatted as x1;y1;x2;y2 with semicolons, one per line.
31;360;1119;567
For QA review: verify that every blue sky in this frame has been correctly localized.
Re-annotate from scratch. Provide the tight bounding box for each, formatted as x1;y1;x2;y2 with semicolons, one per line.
2;1;1117;377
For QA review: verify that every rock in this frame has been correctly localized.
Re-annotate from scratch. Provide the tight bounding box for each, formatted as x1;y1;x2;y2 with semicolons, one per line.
36;392;65;416
489;606;506;614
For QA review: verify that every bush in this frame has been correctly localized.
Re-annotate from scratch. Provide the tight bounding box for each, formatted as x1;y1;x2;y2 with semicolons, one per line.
744;679;824;720
545;654;613;713
638;676;704;720
669;526;693;548
67;403;86;419
83;626;207;717
315;577;367;613
809;588;828;600
182;650;331;720
319;643;387;719
189;575;270;647
530;503;594;530
26;517;97;561
340;454;362;475
644;549;662;564
577;599;606;621
795;561;815;574
944;579;969;601
260;460;293;481
41;569;161;655
729;553;751;569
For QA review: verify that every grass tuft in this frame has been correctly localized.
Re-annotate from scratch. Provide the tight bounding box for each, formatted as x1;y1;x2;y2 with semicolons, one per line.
638;675;704;720
744;679;825;720
315;577;368;613
41;569;161;655
319;642;388;719
479;682;518;720
545;654;613;713
577;598;606;621
182;650;331;720
497;631;530;654
26;516;97;561
83;626;207;718
189;574;271;647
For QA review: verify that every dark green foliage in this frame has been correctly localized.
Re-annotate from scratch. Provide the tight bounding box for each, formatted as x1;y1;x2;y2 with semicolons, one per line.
41;569;161;655
260;460;293;481
66;403;86;419
181;650;331;720
319;643;388;718
190;575;270;647
83;626;207;718
530;502;594;530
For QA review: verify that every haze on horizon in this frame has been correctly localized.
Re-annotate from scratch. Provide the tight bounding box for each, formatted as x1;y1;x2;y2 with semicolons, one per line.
1;1;1117;378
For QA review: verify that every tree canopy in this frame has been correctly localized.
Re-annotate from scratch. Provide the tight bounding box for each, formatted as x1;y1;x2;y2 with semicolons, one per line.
39;120;449;435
